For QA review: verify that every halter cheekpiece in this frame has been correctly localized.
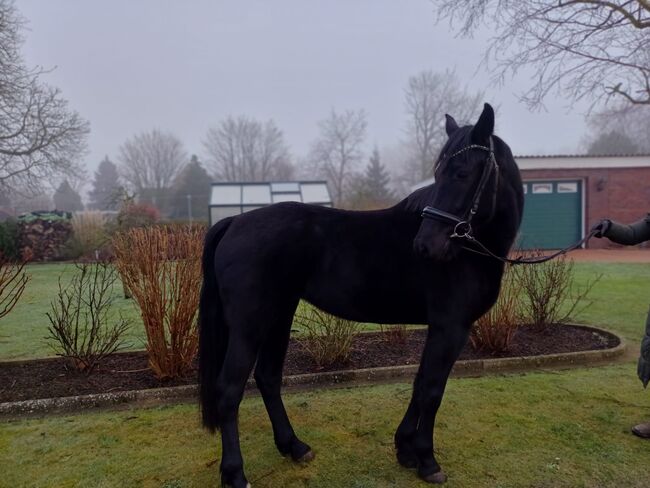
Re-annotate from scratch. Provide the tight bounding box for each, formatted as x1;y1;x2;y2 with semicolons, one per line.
421;137;499;240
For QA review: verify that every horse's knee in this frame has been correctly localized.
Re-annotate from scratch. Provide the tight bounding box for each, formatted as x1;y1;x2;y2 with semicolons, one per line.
253;370;281;397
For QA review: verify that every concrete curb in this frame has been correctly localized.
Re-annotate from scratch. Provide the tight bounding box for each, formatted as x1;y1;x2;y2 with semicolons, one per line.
0;325;626;418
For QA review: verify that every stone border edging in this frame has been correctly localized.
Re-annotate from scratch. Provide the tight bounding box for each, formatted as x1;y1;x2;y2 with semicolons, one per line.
0;325;626;418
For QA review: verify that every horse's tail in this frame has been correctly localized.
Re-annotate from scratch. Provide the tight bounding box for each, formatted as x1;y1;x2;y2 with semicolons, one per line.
199;216;234;432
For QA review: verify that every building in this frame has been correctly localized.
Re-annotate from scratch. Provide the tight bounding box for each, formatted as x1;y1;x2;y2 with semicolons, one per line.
413;154;650;250
209;181;332;227
518;154;650;249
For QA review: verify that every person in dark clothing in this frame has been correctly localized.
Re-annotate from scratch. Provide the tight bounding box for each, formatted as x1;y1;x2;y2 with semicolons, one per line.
594;214;650;438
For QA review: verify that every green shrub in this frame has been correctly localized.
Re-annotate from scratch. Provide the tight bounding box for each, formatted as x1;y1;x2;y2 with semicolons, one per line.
0;219;20;260
114;202;159;231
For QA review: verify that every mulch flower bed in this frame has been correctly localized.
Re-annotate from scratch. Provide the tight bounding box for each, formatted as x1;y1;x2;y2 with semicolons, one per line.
0;324;619;403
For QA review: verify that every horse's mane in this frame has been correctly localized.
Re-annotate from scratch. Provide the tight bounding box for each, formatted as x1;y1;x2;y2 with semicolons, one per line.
395;129;519;216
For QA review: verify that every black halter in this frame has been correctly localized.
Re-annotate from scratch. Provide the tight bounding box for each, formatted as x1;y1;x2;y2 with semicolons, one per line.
420;137;596;265
421;137;499;240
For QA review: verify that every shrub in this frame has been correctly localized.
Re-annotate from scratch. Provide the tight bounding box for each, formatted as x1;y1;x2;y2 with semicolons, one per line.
46;262;130;373
470;266;521;353
112;225;204;379
514;252;601;331
0;219;20;261
295;307;359;369
65;211;109;260
0;252;29;322
380;324;408;347
114;202;159;231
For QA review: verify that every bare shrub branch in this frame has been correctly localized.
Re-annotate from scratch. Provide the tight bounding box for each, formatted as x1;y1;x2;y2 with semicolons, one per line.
470;265;521;353
0;252;27;320
514;252;601;330
295;307;360;370
112;225;205;379
45;262;130;373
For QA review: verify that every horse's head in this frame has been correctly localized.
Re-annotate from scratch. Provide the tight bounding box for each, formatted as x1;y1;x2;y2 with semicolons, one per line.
413;103;506;261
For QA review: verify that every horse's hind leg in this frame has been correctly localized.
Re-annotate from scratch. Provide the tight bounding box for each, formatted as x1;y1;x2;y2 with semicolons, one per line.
254;306;314;463
216;330;260;488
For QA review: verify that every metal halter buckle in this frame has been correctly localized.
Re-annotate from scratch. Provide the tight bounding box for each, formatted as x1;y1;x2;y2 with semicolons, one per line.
450;221;472;239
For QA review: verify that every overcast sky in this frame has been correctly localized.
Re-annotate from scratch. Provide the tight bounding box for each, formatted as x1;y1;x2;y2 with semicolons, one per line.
19;0;591;180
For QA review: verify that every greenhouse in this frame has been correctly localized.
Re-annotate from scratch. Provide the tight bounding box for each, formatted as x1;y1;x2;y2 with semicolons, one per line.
209;181;332;226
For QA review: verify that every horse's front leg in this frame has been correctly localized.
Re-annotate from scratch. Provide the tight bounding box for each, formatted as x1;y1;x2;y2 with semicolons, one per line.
394;373;421;468
410;321;470;483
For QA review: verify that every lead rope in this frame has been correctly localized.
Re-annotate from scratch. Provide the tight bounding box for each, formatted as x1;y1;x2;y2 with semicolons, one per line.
458;229;598;265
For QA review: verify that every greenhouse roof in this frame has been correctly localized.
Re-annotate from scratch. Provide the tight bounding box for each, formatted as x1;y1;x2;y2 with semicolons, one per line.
210;181;332;207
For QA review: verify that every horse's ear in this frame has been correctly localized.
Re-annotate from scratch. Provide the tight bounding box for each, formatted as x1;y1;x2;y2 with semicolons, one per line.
445;114;459;136
471;103;494;144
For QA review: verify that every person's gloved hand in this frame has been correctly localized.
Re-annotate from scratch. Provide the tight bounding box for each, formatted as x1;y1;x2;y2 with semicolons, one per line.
591;219;611;238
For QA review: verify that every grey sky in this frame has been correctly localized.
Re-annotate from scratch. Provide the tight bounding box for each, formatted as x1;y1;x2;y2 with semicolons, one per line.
19;0;590;182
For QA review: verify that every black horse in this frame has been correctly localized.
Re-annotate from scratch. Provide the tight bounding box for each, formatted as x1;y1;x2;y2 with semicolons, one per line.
199;103;524;487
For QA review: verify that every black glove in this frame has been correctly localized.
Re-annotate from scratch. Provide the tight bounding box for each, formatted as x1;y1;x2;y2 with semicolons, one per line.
591;219;611;238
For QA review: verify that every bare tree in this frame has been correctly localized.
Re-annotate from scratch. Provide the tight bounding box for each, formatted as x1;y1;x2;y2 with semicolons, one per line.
436;0;650;108
0;0;89;195
118;129;186;193
203;116;292;182
309;109;367;206
586;104;650;152
403;70;483;184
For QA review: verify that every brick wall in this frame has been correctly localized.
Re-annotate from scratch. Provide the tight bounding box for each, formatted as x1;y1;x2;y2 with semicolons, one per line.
519;167;650;249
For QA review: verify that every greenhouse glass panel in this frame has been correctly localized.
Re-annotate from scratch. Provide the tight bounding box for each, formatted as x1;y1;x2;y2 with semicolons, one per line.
242;184;272;204
271;182;300;193
301;183;330;203
211;206;241;223
210;185;240;205
272;192;302;203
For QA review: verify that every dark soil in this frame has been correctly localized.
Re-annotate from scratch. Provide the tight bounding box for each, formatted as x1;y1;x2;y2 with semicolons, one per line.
0;324;619;403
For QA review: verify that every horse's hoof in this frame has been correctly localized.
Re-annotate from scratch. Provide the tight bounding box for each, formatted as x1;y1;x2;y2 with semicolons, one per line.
296;449;315;463
396;449;417;469
420;470;447;484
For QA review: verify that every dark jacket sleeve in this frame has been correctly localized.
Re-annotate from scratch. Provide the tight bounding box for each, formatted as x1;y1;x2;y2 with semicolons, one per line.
603;214;650;246
638;307;650;388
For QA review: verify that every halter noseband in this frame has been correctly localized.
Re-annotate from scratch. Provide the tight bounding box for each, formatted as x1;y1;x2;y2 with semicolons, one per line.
420;137;499;240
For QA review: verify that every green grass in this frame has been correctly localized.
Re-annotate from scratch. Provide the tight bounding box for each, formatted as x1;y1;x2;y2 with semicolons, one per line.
0;263;406;361
570;263;650;342
1;261;648;361
1;261;650;486
0;263;144;360
2;365;650;487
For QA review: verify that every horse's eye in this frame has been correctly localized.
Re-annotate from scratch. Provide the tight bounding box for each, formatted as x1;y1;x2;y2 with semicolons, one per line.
456;170;470;179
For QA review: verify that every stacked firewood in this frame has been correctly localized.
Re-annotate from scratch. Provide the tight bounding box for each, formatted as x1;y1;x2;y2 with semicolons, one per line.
18;211;73;261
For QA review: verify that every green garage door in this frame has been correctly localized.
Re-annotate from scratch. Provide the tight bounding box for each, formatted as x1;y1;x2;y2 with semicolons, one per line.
518;180;582;250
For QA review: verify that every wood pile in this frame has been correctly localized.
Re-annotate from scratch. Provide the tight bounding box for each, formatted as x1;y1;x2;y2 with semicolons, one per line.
18;211;72;261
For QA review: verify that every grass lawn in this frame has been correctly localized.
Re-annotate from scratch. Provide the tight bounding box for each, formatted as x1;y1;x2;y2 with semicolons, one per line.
0;263;405;361
0;261;648;361
1;261;649;486
2;364;650;487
